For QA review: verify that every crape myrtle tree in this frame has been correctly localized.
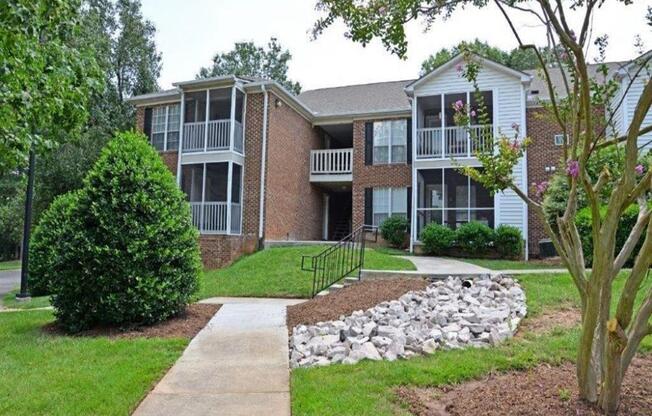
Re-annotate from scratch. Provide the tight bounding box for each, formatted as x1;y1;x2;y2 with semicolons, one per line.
312;0;651;414
198;37;302;94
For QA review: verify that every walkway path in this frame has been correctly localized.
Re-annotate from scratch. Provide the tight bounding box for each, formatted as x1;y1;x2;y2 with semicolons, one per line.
402;256;492;276
0;269;20;300
134;297;304;416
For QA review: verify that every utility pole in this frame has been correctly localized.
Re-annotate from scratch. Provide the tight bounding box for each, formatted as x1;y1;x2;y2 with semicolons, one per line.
16;148;35;301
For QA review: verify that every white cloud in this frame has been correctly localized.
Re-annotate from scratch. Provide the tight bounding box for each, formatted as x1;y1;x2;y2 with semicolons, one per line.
141;0;652;91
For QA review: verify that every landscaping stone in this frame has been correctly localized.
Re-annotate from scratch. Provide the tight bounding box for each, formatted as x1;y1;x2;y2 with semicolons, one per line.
289;274;527;368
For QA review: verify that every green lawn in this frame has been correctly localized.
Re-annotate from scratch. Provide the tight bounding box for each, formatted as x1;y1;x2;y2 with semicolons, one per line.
459;257;564;270
2;290;51;310
0;260;20;271
198;245;416;299
0;310;187;416
290;272;652;415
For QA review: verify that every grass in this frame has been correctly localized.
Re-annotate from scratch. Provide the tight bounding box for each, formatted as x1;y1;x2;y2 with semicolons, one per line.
0;260;20;271
199;245;416;299
459;258;564;270
290;272;652;415
0;310;187;415
2;290;51;310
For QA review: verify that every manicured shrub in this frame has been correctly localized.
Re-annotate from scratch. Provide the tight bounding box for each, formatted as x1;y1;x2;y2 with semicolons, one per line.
494;224;523;258
29;192;81;296
48;131;201;333
420;223;455;255
455;221;495;253
576;204;642;267
379;215;409;248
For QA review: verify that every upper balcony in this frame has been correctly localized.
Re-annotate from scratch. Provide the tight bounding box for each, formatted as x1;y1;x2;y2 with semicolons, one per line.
309;148;353;183
181;87;245;155
415;91;494;161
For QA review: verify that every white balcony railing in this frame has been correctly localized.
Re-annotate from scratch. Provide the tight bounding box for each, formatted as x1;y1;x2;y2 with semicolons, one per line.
189;201;242;234
310;148;353;175
416;125;493;159
182;120;243;154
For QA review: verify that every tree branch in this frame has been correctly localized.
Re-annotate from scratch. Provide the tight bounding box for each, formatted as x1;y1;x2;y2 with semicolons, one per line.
614;200;651;273
595;125;652;150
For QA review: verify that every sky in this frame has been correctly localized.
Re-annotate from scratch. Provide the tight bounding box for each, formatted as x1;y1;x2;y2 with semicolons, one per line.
141;0;652;92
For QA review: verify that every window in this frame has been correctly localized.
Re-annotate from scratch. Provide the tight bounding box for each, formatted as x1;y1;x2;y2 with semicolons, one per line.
416;168;494;237
148;104;180;151
372;187;407;226
554;134;568;146
373;119;407;164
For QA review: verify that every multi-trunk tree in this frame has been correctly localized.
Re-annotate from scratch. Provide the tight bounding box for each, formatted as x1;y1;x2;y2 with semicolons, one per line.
313;0;651;414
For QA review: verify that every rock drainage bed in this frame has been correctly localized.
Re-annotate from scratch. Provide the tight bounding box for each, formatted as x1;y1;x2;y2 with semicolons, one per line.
290;274;526;368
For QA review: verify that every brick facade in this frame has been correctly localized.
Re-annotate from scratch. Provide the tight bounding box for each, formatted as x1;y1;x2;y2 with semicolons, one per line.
351;119;412;229
264;92;323;240
526;107;565;257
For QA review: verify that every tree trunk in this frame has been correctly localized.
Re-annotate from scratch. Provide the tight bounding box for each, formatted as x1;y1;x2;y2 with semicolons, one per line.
599;335;625;414
577;283;601;403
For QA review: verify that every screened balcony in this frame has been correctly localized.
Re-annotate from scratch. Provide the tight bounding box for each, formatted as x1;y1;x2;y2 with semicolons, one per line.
415;92;493;159
181;162;243;234
182;87;244;154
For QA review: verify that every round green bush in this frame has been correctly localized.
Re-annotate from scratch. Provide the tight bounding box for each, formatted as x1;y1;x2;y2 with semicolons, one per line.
48;131;201;333
420;223;455;255
455;222;495;253
29;192;81;296
379;215;409;248
576;204;642;267
494;224;523;258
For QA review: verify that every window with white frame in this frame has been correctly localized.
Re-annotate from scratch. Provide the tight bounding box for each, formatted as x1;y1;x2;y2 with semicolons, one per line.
373;187;407;226
373;119;407;164
554;134;568;146
149;104;180;151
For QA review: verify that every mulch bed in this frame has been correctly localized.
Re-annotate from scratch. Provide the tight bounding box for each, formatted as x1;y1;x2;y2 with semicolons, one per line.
43;303;220;339
286;278;429;331
515;306;581;338
396;355;652;416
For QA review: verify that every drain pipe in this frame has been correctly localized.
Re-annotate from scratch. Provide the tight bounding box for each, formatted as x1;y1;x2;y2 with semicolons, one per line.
258;84;269;244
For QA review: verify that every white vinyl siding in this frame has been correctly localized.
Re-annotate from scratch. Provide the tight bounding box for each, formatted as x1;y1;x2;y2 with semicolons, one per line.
411;61;528;239
373;119;407;164
373;187;407;226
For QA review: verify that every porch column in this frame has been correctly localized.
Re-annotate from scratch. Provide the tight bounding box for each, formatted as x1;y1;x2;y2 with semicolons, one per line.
229;85;236;152
226;161;233;235
176;91;185;185
204;89;210;152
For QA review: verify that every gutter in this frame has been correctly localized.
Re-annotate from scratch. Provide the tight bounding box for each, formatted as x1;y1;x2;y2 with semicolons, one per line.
258;84;269;241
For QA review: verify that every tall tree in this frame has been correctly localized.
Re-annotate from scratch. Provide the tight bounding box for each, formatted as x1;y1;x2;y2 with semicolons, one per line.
0;0;101;174
420;39;549;75
313;1;652;414
198;37;302;94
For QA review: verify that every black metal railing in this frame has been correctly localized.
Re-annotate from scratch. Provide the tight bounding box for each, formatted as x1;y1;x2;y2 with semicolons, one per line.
301;225;378;297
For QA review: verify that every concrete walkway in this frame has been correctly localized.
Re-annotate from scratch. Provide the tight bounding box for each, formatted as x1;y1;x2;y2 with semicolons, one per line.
134;297;304;416
402;256;492;276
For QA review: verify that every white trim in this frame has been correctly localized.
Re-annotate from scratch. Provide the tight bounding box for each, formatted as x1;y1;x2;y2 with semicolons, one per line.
229;86;237;153
322;194;330;240
226;161;233;235
176;92;185;185
520;83;529;260
241;91;247;156
258;85;269;239
410;98;418;252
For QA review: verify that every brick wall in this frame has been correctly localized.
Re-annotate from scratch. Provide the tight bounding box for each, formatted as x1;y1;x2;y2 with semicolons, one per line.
351;119;412;229
526;106;565;256
264;92;323;241
136;107;145;132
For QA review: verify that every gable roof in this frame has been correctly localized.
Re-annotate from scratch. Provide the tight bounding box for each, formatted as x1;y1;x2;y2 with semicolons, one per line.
298;80;414;120
405;52;532;95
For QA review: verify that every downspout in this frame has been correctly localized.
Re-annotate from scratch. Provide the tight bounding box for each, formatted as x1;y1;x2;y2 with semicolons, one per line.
258;84;269;244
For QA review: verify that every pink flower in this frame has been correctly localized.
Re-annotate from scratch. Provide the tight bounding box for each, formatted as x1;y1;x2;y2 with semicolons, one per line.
533;181;549;198
635;164;645;175
569;30;576;41
509;141;520;152
511;122;520;132
454;100;464;110
566;160;580;178
456;63;463;73
470;110;477;117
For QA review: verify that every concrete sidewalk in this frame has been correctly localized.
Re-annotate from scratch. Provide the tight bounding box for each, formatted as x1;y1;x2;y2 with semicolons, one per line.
134;298;304;416
402;256;493;276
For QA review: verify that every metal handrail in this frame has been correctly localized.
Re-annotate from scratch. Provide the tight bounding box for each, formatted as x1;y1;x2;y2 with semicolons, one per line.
301;225;378;297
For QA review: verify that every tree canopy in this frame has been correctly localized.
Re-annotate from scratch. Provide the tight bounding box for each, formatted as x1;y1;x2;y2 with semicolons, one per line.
198;37;302;94
0;0;102;173
420;39;542;74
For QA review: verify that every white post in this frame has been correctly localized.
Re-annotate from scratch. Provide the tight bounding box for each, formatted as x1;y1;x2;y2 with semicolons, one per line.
410;97;418;252
200;163;206;233
322;194;329;240
229;85;237;152
466;91;471;157
226;161;233;235
241;90;247;155
176;92;185;185
204;89;210;152
440;94;445;159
